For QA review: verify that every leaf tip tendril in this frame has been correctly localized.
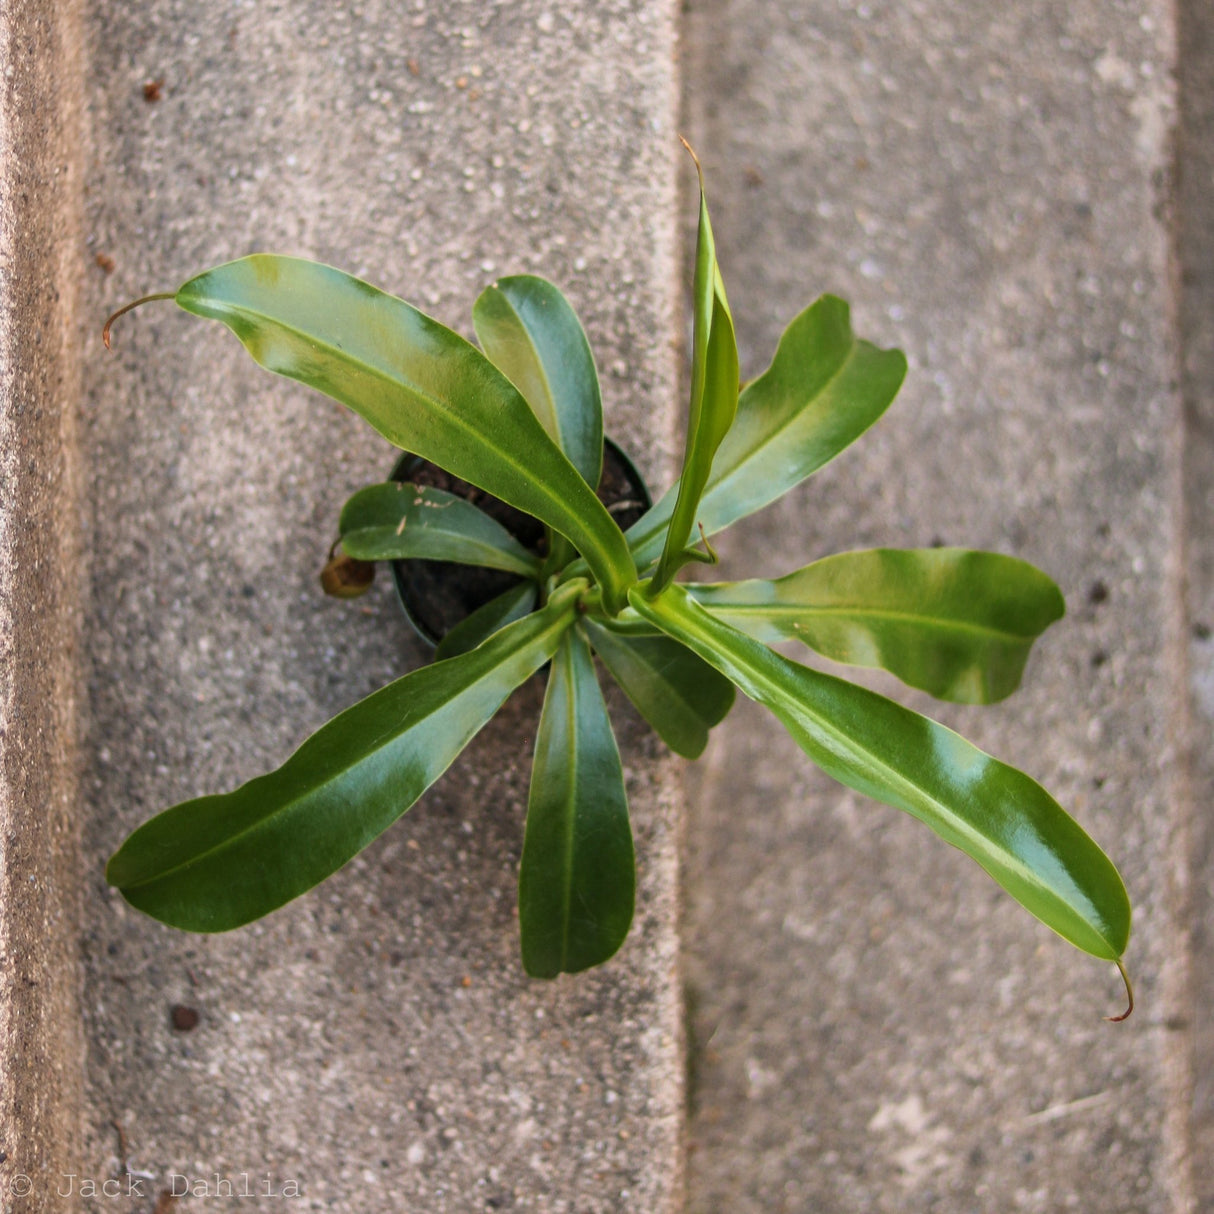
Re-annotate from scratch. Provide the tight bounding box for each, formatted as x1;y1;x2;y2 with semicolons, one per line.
102;292;176;350
1103;959;1134;1023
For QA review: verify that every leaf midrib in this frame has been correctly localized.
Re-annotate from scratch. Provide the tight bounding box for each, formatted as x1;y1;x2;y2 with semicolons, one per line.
703;335;860;506
654;589;1108;945
343;524;541;576
695;600;1037;644
121;600;574;890
556;640;580;973
496;296;565;457
628;331;861;560
585;623;701;718
191;290;606;570
617;647;703;718
748;636;1073;912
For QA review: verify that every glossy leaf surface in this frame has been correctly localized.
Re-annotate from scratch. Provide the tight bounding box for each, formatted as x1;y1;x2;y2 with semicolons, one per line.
689;548;1065;704
473;275;603;488
628;296;907;570
175;256;635;611
651;148;739;592
435;580;539;661
107;582;584;931
339;481;542;577
581;617;735;758
630;583;1130;962
520;628;635;977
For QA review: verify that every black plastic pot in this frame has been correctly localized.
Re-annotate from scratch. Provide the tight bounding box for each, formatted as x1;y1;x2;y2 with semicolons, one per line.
388;438;652;646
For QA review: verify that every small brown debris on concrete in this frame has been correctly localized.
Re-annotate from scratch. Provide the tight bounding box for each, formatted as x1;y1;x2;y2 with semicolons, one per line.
142;78;165;103
170;1004;200;1031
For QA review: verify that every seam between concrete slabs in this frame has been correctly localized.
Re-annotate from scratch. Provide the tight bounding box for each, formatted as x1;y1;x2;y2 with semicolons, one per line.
1161;0;1199;1198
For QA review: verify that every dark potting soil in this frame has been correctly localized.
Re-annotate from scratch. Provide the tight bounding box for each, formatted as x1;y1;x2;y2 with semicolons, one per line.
391;442;651;644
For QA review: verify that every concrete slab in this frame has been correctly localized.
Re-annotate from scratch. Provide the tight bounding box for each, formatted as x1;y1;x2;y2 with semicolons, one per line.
0;1;86;1209
74;2;684;1211
682;1;1192;1209
11;0;1207;1207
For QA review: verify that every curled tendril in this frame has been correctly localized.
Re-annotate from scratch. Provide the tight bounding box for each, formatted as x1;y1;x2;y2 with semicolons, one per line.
1104;959;1134;1023
102;292;176;349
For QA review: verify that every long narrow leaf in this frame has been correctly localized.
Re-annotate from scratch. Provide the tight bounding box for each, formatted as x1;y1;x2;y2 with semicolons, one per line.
520;628;635;977
107;581;585;931
630;583;1130;963
581;617;735;758
628;296;906;571
689;548;1065;704
473;275;604;488
650;146;739;593
175;256;635;611
339;481;542;577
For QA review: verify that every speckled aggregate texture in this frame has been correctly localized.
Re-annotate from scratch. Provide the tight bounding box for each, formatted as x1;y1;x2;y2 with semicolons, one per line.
0;1;86;1209
79;2;682;1211
682;2;1191;1211
1177;0;1214;1207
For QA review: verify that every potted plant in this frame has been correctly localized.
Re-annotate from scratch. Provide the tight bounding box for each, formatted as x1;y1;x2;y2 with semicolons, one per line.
103;148;1132;1012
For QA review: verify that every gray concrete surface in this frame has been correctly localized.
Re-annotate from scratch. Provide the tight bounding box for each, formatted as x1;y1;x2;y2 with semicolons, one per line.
5;0;1213;1211
1177;0;1214;1206
0;2;86;1210
681;2;1195;1210
75;2;684;1211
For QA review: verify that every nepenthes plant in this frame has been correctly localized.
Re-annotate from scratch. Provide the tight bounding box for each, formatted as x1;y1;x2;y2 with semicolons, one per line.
103;146;1132;1014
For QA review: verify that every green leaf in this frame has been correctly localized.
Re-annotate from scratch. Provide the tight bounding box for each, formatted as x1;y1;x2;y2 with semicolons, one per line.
175;256;635;612
473;275;604;488
435;580;538;661
688;548;1065;704
581;617;735;758
520;628;635;977
628;296;907;571
107;581;585;931
339;481;542;577
651;147;740;593
630;583;1130;962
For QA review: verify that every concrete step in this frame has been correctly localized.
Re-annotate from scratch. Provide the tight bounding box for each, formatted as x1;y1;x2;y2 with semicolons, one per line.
682;1;1200;1210
4;0;687;1210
